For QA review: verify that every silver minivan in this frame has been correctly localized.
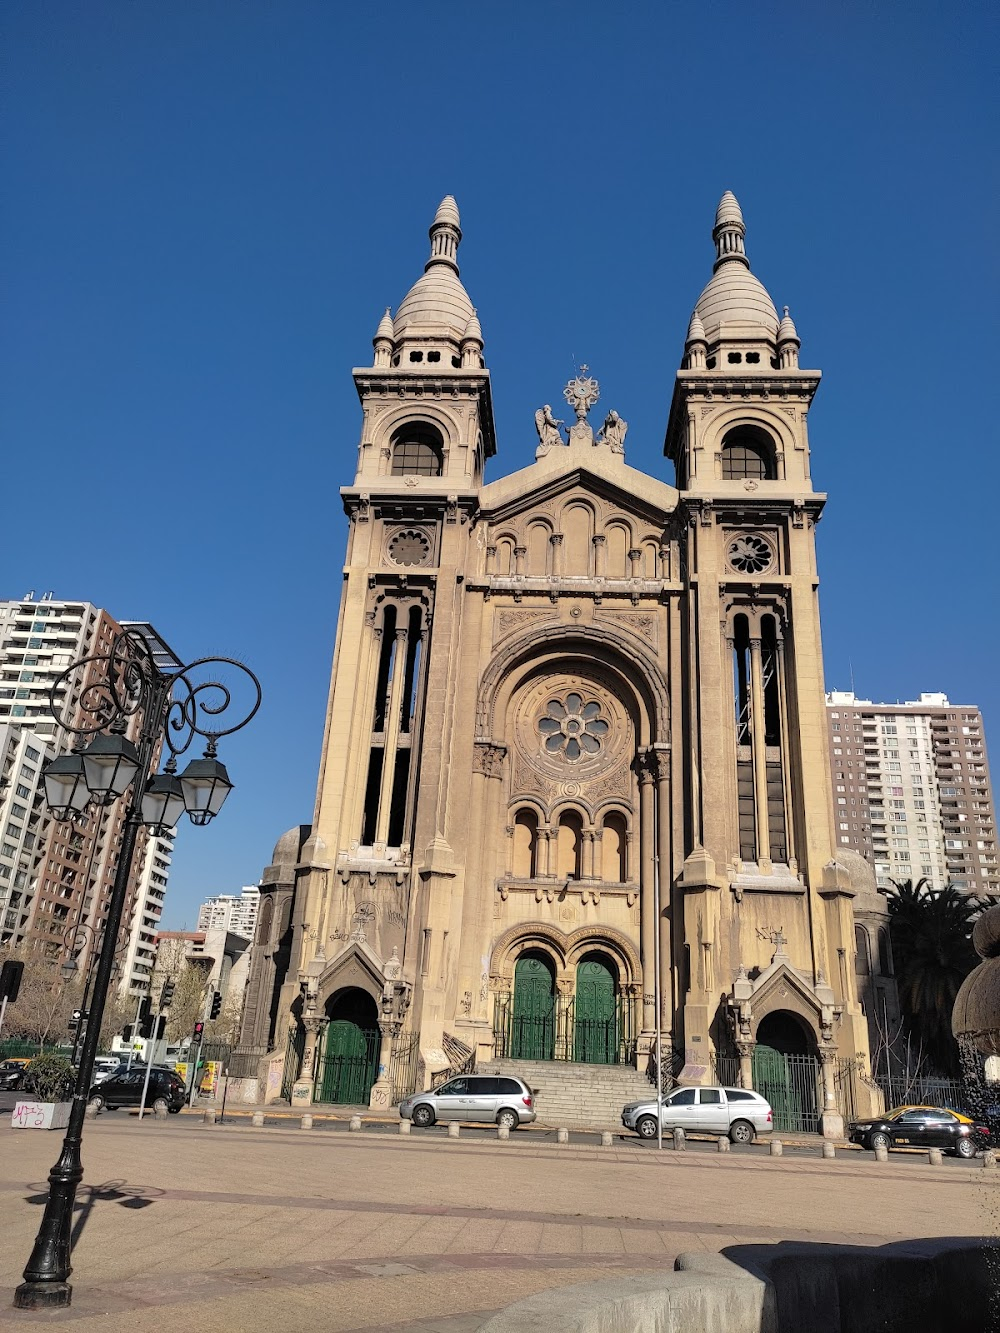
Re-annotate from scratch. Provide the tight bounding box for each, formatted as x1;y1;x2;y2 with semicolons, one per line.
399;1075;536;1129
622;1085;773;1143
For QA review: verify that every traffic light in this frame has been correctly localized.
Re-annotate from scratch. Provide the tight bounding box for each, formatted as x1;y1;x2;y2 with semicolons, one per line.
137;996;153;1039
155;1015;167;1040
193;1021;204;1038
160;978;175;1009
68;1008;83;1033
209;991;222;1020
122;1025;133;1043
0;959;24;1003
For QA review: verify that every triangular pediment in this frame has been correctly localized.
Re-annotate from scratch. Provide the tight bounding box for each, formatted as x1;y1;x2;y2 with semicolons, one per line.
482;441;678;524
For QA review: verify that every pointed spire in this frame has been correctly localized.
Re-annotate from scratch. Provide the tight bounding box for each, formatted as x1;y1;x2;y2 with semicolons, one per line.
685;310;707;346
712;189;749;272
373;306;394;367
461;310;484;368
777;306;800;369
777;305;799;344
425;195;462;275
375;307;394;340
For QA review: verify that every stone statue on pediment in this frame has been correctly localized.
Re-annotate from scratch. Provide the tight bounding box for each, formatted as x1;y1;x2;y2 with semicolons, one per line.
598;409;627;454
534;404;565;457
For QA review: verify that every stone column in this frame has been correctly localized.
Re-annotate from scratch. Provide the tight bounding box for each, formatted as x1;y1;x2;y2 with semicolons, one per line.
638;756;656;1034
485;544;497;575
550;532;564;577
592;533;607;577
819;1047;845;1139
581;829;596;880
736;1040;754;1091
538;825;554;878
369;1022;396;1111
628;547;642;578
514;545;526;576
292;1016;323;1106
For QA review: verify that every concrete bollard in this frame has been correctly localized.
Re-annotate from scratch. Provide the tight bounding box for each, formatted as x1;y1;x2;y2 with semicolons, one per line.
154;1103;168;1121
717;1136;730;1153
557;1127;569;1144
251;1112;265;1128
928;1147;943;1166
349;1115;362;1132
822;1141;836;1160
874;1145;889;1163
399;1119;411;1135
202;1108;216;1125
983;1149;997;1169
601;1131;613;1147
448;1121;461;1138
300;1114;313;1130
672;1127;685;1151
769;1139;783;1157
498;1123;510;1141
85;1101;99;1119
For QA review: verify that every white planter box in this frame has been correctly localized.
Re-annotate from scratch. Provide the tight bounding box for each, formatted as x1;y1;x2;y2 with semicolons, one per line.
11;1100;72;1130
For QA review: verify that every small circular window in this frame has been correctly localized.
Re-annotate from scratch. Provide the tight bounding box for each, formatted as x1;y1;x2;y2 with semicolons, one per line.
727;534;773;574
387;529;432;567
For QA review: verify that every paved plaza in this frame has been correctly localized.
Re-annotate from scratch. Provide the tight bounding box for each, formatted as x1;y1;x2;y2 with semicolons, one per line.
1;1113;996;1332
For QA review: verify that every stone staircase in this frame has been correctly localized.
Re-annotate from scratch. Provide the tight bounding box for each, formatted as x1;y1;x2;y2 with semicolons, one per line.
477;1058;654;1130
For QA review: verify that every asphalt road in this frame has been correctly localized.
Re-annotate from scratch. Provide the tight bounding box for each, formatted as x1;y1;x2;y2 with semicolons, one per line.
0;1091;981;1168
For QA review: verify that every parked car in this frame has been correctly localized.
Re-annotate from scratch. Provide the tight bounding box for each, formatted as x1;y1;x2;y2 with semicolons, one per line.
93;1056;128;1083
622;1085;773;1144
848;1105;989;1158
399;1075;536;1129
0;1059;26;1091
87;1067;186;1114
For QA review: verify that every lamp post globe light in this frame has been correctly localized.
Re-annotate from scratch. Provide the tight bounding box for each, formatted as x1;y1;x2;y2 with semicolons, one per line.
14;627;260;1311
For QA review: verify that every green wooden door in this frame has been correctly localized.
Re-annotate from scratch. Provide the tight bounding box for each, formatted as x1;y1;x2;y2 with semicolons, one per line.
511;956;555;1060
752;1044;795;1130
316;1020;379;1104
574;959;617;1063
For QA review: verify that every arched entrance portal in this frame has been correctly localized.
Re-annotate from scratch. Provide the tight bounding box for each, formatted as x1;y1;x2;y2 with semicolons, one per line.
510;953;555;1060
752;1011;820;1133
574;953;618;1064
317;988;380;1104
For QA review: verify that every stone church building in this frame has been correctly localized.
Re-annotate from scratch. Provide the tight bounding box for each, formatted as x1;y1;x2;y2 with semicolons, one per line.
238;192;878;1134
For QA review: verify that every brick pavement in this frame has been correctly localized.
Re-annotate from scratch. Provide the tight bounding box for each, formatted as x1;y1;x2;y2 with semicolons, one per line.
1;1115;996;1332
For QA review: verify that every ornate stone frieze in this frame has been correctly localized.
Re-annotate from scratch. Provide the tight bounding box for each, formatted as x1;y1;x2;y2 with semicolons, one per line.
472;741;507;779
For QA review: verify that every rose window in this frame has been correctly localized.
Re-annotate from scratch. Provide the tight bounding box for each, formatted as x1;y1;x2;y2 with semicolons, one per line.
537;693;609;761
727;533;773;574
387;529;432;567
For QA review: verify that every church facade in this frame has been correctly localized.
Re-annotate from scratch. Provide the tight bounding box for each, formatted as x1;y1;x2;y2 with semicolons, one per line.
238;193;878;1133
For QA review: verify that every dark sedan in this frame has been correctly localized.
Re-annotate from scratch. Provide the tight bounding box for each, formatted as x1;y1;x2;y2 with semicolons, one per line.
0;1060;26;1091
848;1104;989;1158
88;1067;186;1113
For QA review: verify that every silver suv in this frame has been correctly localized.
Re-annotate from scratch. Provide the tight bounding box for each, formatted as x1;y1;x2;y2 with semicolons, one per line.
622;1085;773;1143
399;1075;536;1129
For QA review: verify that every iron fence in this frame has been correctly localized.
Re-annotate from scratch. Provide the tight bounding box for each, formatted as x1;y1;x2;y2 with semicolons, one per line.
224;1047;267;1079
492;993;636;1065
281;1026;305;1101
388;1029;420;1104
873;1075;970;1117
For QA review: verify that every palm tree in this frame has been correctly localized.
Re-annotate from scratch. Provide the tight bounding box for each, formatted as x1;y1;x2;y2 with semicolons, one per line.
886;878;982;1077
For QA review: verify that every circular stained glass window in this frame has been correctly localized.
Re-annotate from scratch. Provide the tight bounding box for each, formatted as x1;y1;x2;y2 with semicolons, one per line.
388;529;432;567
537;693;610;762
727;533;773;575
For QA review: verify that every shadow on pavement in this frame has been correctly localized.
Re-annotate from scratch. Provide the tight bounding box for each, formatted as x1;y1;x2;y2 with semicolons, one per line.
23;1179;165;1246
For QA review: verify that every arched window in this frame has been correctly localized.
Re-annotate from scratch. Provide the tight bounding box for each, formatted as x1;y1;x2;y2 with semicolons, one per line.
602;813;628;881
854;924;871;975
512;809;538;878
556;811;582;880
877;927;893;977
390;423;443;476
720;425;775;480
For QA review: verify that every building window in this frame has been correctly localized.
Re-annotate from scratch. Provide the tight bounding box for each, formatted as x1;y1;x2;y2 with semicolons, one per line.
390;424;444;477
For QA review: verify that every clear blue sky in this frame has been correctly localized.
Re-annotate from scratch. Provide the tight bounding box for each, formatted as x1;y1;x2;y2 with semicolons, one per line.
2;2;997;928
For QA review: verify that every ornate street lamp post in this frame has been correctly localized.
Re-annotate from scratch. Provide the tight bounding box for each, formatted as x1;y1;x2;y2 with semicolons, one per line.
14;627;260;1310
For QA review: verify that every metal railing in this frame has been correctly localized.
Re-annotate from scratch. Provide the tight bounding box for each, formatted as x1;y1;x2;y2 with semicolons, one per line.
492;993;636;1065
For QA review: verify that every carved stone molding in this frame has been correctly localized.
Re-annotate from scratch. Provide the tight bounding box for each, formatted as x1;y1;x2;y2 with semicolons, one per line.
473;740;507;780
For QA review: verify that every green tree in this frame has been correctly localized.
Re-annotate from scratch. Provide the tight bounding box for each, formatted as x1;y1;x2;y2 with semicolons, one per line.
887;878;982;1077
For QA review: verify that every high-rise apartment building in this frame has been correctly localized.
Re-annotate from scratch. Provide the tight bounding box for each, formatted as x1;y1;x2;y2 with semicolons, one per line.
826;692;998;896
196;886;259;939
0;594;174;991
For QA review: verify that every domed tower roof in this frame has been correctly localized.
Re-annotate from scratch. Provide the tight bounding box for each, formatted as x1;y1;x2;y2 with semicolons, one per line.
270;824;310;871
691;191;779;342
777;305;800;344
393;196;475;344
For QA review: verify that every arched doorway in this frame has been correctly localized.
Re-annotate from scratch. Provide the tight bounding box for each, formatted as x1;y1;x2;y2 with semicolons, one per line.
752;1011;820;1133
316;988;380;1104
574;953;619;1064
511;952;556;1059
